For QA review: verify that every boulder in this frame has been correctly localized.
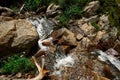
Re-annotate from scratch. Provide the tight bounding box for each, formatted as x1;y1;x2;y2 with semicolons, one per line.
83;1;100;17
0;19;38;57
52;28;77;46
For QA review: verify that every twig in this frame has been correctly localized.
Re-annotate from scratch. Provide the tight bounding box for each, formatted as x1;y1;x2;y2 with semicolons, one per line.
29;56;49;80
18;4;25;14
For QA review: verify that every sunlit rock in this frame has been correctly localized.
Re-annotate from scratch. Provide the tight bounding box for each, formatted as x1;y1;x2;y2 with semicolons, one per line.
0;19;38;57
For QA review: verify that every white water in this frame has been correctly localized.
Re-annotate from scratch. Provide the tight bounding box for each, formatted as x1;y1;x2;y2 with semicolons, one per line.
29;16;55;50
52;52;76;75
29;17;55;39
29;17;76;76
38;37;53;51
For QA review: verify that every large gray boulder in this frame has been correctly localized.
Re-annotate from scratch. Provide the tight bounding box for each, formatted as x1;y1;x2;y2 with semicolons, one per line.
0;19;38;57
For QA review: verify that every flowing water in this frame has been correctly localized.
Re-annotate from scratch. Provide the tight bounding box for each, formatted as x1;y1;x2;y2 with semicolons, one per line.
29;16;76;77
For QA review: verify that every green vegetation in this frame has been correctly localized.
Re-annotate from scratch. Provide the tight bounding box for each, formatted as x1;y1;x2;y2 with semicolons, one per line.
64;5;82;19
91;22;100;31
25;0;51;11
56;15;69;27
1;55;35;74
97;0;120;36
54;0;91;27
25;0;41;11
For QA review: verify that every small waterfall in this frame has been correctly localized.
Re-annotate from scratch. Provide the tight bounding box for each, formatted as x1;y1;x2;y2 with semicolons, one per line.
29;16;76;78
29;16;55;39
29;16;55;51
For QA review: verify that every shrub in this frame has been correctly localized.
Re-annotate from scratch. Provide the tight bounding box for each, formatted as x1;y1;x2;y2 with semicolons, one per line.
64;5;82;19
25;0;41;11
1;55;35;74
25;0;51;11
56;15;69;27
54;0;91;9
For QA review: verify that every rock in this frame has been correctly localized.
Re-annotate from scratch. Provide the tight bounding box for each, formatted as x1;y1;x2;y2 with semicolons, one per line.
0;16;13;21
77;19;85;27
0;19;38;57
106;48;119;56
0;6;14;16
101;27;118;42
46;3;62;17
49;45;56;54
52;28;77;46
76;34;83;41
94;30;106;44
16;73;22;78
80;37;91;49
42;41;51;46
79;23;95;35
82;15;99;23
99;15;109;30
83;1;100;17
59;45;70;53
109;27;118;39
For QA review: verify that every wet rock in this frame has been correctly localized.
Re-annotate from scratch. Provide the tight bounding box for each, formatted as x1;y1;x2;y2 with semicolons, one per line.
52;28;77;46
42;41;51;46
95;50;120;71
0;19;38;57
46;3;62;17
83;1;100;17
105;48;119;56
59;45;70;53
49;46;56;54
